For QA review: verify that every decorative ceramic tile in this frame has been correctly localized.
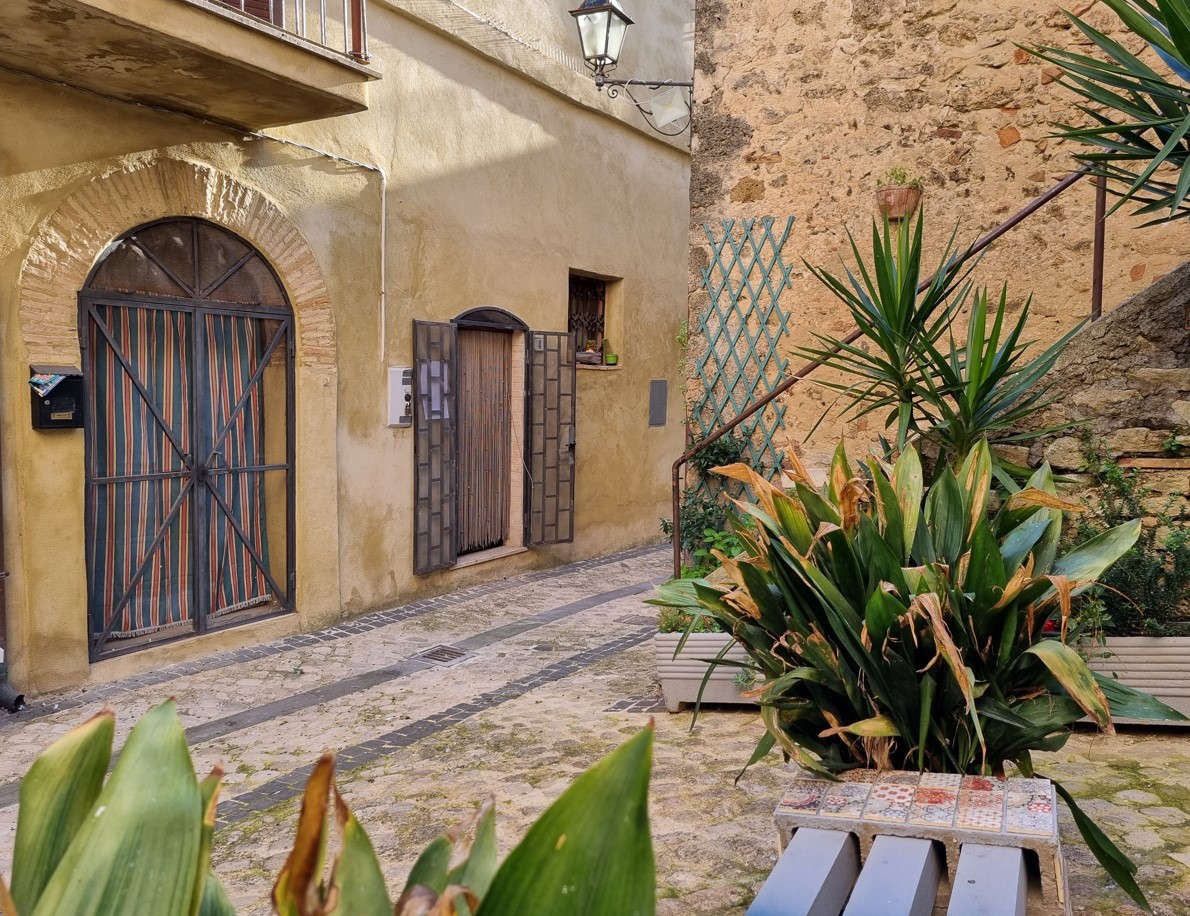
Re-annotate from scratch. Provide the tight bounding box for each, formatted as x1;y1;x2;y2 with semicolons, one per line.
956;776;1006;832
777;779;830;815
863;781;915;822
919;772;963;789
841;768;879;784
1006;781;1057;837
910;785;959;827
883;771;920;785
820;781;872;818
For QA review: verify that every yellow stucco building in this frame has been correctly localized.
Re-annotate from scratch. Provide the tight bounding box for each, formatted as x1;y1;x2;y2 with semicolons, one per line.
0;0;692;694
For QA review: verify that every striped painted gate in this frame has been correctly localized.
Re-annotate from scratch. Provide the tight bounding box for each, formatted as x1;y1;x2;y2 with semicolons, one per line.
82;218;295;659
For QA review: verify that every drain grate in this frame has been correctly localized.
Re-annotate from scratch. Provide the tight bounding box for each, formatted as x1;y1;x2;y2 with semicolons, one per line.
605;695;667;713
615;614;656;626
413;644;473;667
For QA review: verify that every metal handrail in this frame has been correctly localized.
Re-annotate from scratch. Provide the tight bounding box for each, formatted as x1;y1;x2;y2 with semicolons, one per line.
670;166;1109;577
216;0;369;61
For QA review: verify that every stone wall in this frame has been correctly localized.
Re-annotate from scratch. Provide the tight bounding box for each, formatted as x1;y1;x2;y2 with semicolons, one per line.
1012;261;1190;518
689;0;1190;468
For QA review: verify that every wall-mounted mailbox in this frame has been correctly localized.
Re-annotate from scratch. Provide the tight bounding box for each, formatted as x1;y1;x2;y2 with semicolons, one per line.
30;365;84;430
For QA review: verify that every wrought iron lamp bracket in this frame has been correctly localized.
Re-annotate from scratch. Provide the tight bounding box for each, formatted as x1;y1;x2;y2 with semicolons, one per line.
592;72;695;136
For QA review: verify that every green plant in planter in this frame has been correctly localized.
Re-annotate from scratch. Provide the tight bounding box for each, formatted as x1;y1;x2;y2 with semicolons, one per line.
876;166;923;189
0;701;656;916
800;213;1079;478
651;439;1185;908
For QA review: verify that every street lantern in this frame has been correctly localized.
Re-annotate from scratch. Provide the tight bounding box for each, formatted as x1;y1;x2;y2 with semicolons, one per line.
567;0;694;137
569;0;634;78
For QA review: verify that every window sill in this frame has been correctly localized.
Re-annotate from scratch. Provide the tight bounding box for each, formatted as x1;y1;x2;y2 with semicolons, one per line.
577;363;623;372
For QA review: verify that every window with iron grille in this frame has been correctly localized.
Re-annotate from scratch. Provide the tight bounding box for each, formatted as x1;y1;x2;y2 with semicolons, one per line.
568;274;606;364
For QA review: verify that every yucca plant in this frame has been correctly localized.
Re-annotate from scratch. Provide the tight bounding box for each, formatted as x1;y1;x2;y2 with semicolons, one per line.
801;213;1077;473
1031;0;1190;225
0;701;655;916
650;439;1186;910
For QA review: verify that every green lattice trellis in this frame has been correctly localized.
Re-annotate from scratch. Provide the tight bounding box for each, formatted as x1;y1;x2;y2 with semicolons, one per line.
693;216;796;490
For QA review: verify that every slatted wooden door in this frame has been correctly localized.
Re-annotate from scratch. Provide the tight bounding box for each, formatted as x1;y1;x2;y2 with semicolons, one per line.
456;329;512;554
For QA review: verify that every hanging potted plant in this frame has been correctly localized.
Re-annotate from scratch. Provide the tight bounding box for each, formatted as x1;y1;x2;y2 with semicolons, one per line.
875;166;923;220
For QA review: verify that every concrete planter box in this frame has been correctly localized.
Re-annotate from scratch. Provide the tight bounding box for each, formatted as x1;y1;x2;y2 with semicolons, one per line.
1089;636;1190;720
654;631;755;712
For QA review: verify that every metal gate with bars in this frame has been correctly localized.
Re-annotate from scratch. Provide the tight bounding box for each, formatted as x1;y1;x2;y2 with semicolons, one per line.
412;318;575;574
82;218;295;660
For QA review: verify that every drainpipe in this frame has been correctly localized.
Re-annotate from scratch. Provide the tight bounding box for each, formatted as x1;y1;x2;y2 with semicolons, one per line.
0;428;25;712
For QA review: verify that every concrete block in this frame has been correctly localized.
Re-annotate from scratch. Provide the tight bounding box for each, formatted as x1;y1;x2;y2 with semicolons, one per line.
947;844;1027;916
747;827;859;916
842;835;941;916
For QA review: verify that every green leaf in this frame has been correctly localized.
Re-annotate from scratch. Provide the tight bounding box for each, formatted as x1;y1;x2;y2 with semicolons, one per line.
480;727;655;916
1026;641;1113;731
1095;673;1189;721
925;467;965;565
30;701;203;916
1052;519;1143;585
893;447;923;561
1050;777;1151;912
329;790;394;916
448;804;499;905
11;709;114;914
402;835;455;897
735;731;777;785
197;873;237;916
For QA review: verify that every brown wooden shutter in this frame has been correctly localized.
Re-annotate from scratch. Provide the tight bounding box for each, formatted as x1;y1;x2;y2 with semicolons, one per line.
525;331;576;545
413;321;458;574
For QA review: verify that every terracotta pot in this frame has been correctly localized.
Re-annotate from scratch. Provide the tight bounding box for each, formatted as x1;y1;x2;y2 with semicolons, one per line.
876;184;922;220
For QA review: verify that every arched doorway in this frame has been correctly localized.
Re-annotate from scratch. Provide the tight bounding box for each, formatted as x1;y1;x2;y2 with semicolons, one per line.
81;218;295;659
412;310;576;574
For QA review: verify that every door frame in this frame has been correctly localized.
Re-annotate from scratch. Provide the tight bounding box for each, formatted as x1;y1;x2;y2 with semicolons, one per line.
79;241;297;661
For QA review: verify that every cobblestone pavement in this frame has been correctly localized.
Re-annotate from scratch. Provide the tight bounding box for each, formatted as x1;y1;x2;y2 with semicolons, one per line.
1;543;1189;913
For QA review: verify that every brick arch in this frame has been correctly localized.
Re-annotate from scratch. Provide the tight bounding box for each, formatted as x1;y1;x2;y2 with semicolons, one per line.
17;157;336;371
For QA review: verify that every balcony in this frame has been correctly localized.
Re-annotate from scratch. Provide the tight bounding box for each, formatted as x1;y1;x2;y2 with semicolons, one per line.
0;0;377;129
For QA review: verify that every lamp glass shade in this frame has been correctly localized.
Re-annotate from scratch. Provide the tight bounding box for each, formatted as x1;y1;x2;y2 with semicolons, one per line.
571;1;633;67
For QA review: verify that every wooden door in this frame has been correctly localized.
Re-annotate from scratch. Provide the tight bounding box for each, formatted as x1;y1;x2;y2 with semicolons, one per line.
456;328;512;554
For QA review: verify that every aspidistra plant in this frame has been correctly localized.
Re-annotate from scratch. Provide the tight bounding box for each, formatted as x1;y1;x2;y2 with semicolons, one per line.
650;440;1185;910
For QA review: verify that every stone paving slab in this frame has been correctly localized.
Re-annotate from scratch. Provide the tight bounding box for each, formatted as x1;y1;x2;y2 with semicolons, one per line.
1;543;1190;914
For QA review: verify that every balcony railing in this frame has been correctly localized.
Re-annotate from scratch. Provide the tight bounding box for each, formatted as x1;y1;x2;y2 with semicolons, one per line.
212;0;368;61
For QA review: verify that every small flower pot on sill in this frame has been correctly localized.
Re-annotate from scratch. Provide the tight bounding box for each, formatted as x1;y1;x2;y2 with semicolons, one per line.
876;185;922;221
604;353;619;366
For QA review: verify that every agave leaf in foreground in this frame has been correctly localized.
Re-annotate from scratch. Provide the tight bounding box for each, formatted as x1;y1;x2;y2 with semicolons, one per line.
30;700;203;916
10;709;115;914
273;753;335;916
327;788;396;916
479;726;655;916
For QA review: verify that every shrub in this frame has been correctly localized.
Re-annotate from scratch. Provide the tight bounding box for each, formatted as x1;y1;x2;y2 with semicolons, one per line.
1074;438;1190;637
650;439;1184;909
